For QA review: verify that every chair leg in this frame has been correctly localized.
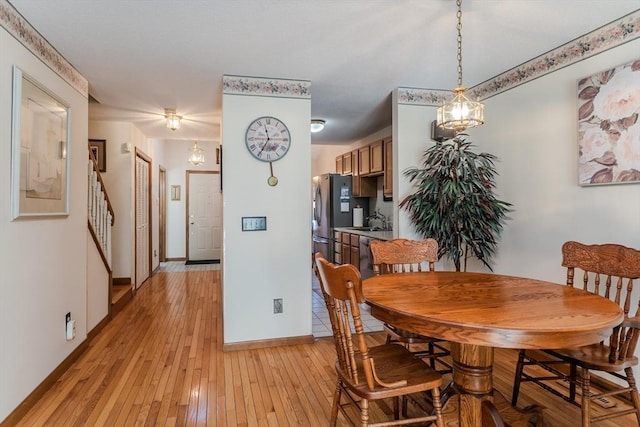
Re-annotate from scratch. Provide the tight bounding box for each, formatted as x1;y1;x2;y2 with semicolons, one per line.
625;367;640;424
330;382;341;427
581;369;591;427
360;398;370;426
431;386;445;427
570;363;577;403
511;349;526;406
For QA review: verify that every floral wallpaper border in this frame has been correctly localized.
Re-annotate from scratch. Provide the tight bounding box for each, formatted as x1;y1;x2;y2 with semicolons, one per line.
223;75;311;99
0;0;88;98
398;10;640;106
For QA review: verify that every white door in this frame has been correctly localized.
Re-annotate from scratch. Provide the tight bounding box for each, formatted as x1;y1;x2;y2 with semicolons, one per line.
135;154;150;287
187;172;221;261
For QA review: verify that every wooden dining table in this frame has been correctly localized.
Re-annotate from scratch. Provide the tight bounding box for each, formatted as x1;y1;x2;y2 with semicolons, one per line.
363;271;624;427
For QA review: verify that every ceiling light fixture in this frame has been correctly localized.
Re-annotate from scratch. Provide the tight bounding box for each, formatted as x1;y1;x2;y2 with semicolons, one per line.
310;119;326;133
436;0;484;133
188;141;205;165
165;108;182;131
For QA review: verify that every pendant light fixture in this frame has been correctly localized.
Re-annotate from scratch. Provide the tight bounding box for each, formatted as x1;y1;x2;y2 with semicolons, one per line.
436;0;484;133
188;141;205;165
165;108;182;131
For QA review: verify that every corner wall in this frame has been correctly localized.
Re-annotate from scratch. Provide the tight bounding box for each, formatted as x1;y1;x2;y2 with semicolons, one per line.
0;26;89;421
222;77;312;344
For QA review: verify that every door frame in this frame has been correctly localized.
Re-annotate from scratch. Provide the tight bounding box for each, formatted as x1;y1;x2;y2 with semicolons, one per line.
185;170;220;262
159;166;167;262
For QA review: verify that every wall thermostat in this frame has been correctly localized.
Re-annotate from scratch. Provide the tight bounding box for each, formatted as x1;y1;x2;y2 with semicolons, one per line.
242;216;267;231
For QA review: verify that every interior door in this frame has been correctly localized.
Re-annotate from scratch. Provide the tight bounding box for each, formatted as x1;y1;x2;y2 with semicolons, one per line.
135;152;151;288
187;171;221;261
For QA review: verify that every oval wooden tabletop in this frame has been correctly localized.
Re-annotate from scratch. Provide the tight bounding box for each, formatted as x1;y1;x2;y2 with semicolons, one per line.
363;272;624;350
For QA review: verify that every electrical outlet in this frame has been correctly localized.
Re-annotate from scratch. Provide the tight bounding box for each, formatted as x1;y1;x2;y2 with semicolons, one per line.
273;298;283;314
65;312;75;341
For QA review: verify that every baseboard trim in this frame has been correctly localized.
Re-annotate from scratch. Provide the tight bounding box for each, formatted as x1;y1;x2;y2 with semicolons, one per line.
165;257;186;262
222;335;314;352
0;339;89;426
113;277;131;285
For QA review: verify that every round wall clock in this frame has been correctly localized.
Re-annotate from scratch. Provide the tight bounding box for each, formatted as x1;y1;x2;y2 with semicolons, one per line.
245;116;291;186
245;116;291;162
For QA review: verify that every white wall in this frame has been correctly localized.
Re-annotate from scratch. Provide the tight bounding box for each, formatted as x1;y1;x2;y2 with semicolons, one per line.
222;89;312;344
478;39;640;280
393;39;640;380
162;139;219;259
0;26;89;421
394;40;640;275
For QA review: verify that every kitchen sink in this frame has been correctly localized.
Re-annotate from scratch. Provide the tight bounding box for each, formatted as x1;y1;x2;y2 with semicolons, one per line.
348;226;385;232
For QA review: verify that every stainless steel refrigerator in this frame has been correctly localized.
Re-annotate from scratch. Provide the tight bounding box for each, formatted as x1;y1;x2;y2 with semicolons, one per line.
312;174;368;263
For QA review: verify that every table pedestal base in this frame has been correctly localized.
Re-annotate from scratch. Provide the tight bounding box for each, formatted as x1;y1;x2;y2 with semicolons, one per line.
447;343;545;427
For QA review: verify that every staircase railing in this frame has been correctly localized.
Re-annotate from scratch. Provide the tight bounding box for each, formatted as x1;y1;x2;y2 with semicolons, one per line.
88;147;114;268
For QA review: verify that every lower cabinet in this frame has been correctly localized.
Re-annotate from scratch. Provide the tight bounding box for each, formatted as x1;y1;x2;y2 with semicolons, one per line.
334;231;378;279
340;232;359;267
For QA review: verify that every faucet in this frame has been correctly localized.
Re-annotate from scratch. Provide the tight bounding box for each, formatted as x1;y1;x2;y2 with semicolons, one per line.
367;209;388;230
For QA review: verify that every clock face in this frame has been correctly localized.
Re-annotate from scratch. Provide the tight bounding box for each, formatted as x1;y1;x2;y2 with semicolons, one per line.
245;116;291;162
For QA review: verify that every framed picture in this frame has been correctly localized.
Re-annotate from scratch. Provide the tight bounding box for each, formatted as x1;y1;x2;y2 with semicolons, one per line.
577;59;640;186
11;66;70;219
171;185;181;201
89;139;107;172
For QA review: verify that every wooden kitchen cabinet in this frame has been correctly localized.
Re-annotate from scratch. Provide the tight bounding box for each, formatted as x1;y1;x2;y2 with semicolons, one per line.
341;232;351;265
335;155;343;174
370;140;384;174
342;152;352;175
358;146;370;175
333;230;342;264
383;139;393;197
340;232;359;267
352;149;375;197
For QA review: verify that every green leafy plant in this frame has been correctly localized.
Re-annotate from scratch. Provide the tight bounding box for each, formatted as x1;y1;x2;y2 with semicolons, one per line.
400;134;512;271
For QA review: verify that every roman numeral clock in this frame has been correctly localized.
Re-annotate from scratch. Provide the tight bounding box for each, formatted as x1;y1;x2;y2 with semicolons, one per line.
245;116;291;186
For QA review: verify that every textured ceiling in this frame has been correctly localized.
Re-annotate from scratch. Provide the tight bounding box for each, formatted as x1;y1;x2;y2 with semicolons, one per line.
7;0;640;144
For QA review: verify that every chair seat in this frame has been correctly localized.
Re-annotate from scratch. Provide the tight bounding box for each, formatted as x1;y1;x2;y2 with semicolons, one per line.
336;344;443;400
548;344;639;371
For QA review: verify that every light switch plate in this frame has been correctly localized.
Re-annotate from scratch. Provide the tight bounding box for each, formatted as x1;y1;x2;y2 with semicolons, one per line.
242;216;267;231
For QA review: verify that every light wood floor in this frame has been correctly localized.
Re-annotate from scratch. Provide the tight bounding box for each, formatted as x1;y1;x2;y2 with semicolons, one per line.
13;266;638;426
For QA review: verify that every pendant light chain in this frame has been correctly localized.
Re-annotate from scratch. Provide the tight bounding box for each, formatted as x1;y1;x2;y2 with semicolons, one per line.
436;0;484;132
456;0;463;88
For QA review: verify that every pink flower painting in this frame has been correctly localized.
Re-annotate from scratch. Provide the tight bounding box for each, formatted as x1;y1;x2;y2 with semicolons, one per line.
577;59;640;185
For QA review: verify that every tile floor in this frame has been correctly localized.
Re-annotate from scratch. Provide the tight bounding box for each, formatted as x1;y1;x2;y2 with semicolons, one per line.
312;273;383;338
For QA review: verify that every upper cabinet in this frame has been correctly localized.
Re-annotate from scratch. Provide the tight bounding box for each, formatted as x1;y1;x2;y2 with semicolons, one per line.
335;155;344;175
370;140;384;174
334;137;393;198
342;151;353;175
358;145;371;175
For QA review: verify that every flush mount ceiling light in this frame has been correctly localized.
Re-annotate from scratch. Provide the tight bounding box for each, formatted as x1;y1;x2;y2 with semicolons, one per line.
165;108;182;131
436;0;484;133
310;119;326;133
188;140;205;165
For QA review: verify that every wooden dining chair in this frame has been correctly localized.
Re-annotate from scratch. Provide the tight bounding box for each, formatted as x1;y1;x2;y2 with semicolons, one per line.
370;238;452;374
314;253;445;427
511;241;640;426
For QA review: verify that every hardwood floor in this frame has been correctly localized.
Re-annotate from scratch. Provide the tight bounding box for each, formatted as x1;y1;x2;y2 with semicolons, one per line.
12;264;638;426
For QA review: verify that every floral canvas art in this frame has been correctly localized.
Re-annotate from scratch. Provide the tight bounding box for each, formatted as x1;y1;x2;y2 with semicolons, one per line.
577;60;640;185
